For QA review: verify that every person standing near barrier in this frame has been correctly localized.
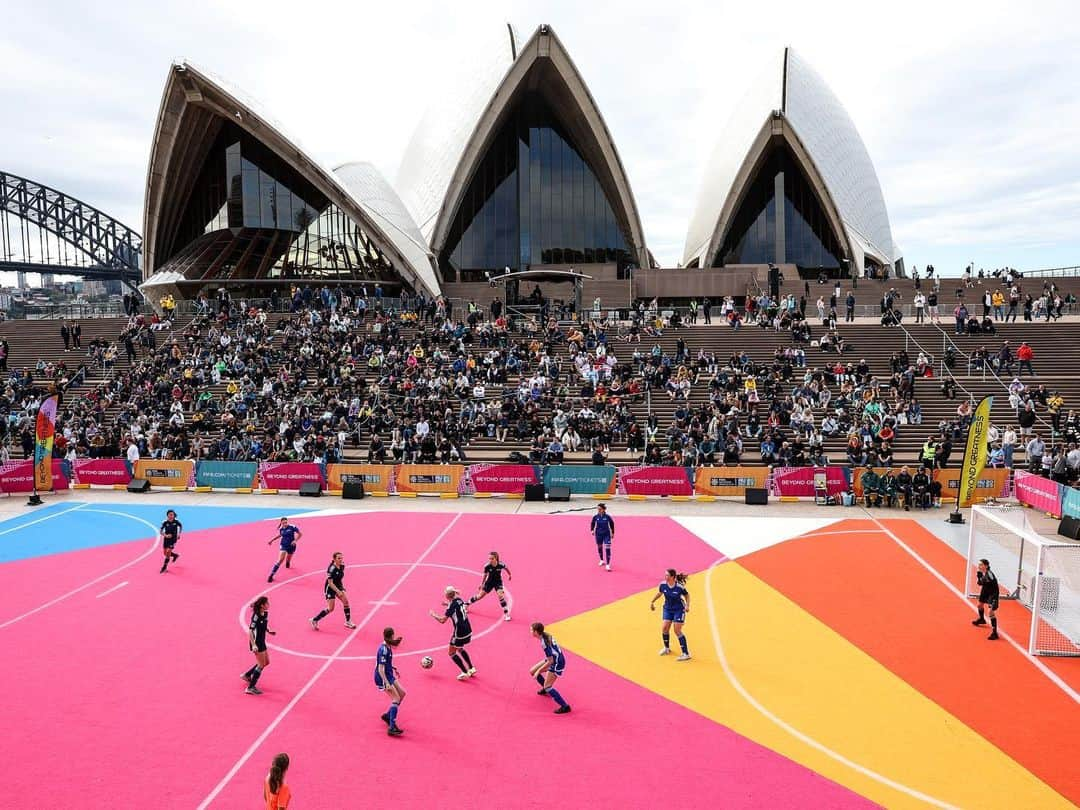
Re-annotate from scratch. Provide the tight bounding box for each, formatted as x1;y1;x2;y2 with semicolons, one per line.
591;503;615;571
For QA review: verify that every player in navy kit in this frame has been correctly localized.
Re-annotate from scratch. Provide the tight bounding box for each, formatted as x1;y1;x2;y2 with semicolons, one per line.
159;509;182;573
590;503;615;571
650;569;692;661
468;551;512;621
530;622;571;714
267;518;302;582
429;585;476;680
310;552;356;630
374;626;405;736
242;596;276;695
972;558;1001;640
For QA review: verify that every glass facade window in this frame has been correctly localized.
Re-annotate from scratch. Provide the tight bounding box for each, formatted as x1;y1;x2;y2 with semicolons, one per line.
713;141;844;273
441;91;632;280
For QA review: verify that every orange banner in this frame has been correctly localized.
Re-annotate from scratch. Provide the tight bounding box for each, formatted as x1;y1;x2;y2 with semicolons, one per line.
934;467;1010;504
693;466;769;496
394;464;463;494
133;459;194;487
327;463;394;493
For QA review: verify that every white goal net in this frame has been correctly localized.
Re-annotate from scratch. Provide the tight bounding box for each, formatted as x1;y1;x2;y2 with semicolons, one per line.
967;505;1080;657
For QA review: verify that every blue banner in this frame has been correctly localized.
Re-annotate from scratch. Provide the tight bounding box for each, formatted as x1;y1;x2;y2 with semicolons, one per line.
542;465;617;495
1063;486;1080;520
195;460;259;489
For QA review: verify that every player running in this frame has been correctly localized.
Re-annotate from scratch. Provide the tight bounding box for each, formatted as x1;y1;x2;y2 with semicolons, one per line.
242;596;276;695
590;503;615;571
429;585;476;680
267;518;302;582
972;558;1000;640
468;551;512;621
310;552;356;630
530;622;571;714
159;509;182;573
375;626;405;736
650;569;692;661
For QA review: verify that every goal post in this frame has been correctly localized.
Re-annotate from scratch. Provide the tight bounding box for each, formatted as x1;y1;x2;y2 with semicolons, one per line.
966;504;1080;657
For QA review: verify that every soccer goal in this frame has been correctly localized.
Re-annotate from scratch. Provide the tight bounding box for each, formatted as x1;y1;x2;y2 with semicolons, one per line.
966;504;1080;657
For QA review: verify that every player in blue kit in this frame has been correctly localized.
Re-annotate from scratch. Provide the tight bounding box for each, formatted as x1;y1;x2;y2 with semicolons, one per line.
530;622;571;714
590;503;615;571
241;596;276;695
310;552;356;630
429;585;476;680
374;626;405;736
158;509;182;574
650;569;692;661
266;518;302;582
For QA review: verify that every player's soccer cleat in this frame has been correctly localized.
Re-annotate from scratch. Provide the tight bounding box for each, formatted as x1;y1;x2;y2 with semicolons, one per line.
468;667;477;677
504;613;511;621
380;713;390;726
310;619;319;630
554;705;572;714
677;653;692;662
344;621;357;629
160;564;167;574
267;576;274;583
988;632;999;640
457;672;470;681
606;564;611;572
972;618;987;626
659;647;671;655
598;559;605;566
171;553;179;562
245;686;263;695
387;726;404;736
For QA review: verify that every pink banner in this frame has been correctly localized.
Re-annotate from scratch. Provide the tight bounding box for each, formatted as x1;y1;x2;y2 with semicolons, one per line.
258;462;325;490
617;465;694;496
0;459;69;493
1013;470;1063;517
73;458;132;486
465;464;540;494
771;466;851;497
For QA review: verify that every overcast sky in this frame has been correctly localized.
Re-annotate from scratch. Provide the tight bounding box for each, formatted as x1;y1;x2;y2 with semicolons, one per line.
3;0;1078;277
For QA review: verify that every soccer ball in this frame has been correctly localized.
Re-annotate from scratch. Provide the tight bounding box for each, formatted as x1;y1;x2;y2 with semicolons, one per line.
420;656;434;669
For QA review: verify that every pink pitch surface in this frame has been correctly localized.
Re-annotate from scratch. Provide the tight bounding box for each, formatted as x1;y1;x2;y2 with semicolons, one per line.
0;510;869;808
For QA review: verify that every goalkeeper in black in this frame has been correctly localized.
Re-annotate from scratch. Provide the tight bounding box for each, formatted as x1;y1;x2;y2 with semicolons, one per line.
972;558;1000;640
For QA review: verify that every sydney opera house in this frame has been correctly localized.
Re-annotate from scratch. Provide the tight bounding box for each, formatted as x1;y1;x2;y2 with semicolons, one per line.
140;24;901;306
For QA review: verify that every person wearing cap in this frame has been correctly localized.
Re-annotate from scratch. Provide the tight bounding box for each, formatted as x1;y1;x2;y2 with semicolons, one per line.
590;503;616;571
429;586;476;680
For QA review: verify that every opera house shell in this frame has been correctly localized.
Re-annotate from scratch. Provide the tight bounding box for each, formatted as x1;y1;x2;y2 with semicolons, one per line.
684;48;902;278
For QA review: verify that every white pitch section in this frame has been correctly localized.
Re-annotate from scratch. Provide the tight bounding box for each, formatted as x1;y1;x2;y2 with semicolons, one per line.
674;516;842;559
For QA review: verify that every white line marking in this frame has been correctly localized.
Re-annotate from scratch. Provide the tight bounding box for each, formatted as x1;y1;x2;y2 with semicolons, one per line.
0;502;86;536
704;560;957;808
198;512;464;810
369;600;398;607
864;514;1080;704
0;508;159;630
96;581;129;598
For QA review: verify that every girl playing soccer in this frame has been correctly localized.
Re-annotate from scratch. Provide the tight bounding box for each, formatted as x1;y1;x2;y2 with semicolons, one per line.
159;509;182;573
267;518;302;582
429;585;476;680
650;569;692;661
375;627;405;736
310;552;356;630
468;551;512;621
530;622;571;714
242;596;276;695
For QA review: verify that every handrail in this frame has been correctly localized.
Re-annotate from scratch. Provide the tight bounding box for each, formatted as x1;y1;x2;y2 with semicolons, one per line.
891;319;978;404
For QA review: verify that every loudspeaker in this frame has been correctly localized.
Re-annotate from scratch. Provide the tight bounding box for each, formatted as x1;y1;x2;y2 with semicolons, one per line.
548;485;571;502
1058;515;1080;541
744;487;768;505
524;484;546;502
299;481;322;497
127;478;150;493
342;481;365;500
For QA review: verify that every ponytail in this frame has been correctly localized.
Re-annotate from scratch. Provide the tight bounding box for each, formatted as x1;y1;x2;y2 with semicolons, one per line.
530;621;553;647
675;572;689;585
268;753;289;794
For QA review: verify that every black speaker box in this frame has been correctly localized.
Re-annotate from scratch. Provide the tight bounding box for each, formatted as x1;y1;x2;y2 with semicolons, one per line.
548;485;571;502
744;487;768;505
127;478;150;493
299;481;322;497
1058;515;1080;541
342;481;365;500
524;484;546;502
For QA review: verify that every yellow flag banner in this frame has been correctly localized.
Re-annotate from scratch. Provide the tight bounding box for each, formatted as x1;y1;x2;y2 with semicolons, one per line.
958;396;993;507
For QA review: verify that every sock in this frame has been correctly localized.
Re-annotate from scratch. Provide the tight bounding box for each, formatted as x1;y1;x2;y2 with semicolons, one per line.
498;596;508;613
451;653;468;673
597;543;604;561
990;617;997;630
313;610;329;622
605;546;611;564
678;634;689;654
248;666;262;687
161;556;169;569
977;607;985;620
536;674;546;689
343;605;352;621
468;595;477;604
662;632;670;649
285;556;292;569
546;687;568;708
388;702;399;728
459;648;473;668
271;562;281;576
243;665;257;678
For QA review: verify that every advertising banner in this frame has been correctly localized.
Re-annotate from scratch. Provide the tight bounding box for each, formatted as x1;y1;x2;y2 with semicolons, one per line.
395;464;464;494
771;466;850;497
258;462;325;490
34;394;59;492
693;466;770;497
933;468;1010;503
1012;470;1063;516
1063;486;1080;520
0;459;68;493
327;463;394;493
542;465;617;495
958;396;994;507
134;459;195;488
195;460;259;489
617;465;693;496
465;464;540;494
72;458;131;486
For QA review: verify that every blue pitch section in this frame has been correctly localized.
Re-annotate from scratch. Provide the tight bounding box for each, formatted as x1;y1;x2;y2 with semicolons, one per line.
0;502;315;563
